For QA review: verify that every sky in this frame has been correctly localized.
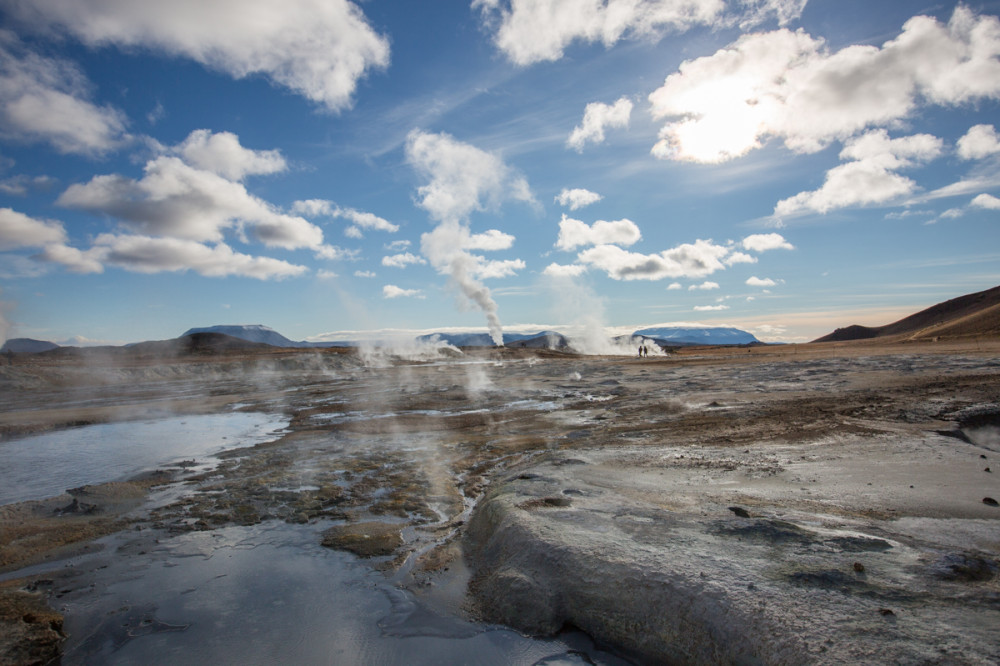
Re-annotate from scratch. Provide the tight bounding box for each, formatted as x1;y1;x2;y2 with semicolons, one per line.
1;0;999;346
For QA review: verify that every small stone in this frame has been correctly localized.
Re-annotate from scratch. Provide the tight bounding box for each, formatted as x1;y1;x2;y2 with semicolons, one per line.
879;608;895;616
728;506;751;518
853;562;865;573
981;454;988;459
985;467;992;473
983;497;999;507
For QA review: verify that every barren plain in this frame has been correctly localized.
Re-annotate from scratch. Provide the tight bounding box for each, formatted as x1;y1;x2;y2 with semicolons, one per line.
1;339;999;664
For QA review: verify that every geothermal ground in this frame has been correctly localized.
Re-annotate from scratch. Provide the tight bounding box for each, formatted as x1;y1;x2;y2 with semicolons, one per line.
1;340;999;664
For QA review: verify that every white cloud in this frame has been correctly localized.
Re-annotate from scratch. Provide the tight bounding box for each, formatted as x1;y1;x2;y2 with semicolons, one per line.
466;229;515;251
172;130;286;181
737;0;808;29
38;233;307;279
577;238;729;280
316;269;338;279
354;270;375;278
0;207;67;250
406;129;535;223
689;280;719;290
694;304;729;311
58;155;324;250
724;251;757;265
383;284;424;299
746;276;776;287
382;252;427;268
567;97;633;151
0;31;129;155
556;214;641;251
555;187;603;210
292;199;399;236
35;243;104;274
667;282;682;290
958;124;1000;160
742;232;794;252
649;7;1000;163
473;0;725;66
971;193;1000;210
543;262;588;278
775;130;944;216
314;244;359;261
385;239;411;251
12;0;390;112
471;257;525;279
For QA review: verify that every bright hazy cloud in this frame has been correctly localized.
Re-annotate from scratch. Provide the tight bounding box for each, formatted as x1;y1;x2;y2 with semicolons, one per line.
649;7;1000;163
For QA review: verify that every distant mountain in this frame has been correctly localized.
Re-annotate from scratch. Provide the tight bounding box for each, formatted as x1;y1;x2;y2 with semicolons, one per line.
813;285;1000;343
1;338;60;354
633;326;760;346
182;325;297;347
417;331;568;348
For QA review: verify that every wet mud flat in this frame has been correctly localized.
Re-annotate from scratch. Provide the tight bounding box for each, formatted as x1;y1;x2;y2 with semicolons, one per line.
1;341;999;663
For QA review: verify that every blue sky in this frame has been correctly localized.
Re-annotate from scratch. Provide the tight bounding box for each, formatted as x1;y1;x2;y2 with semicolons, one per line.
1;0;999;345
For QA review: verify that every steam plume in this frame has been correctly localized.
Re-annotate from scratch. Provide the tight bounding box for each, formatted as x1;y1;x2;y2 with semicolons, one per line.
406;130;535;347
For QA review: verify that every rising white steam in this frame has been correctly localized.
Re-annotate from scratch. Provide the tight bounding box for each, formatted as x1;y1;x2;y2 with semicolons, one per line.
355;334;461;368
405;130;536;347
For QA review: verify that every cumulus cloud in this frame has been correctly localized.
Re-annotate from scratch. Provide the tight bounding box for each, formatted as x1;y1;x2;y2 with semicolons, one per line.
466;229;515;251
10;0;390;112
556;214;641;251
567;97;633;151
473;0;725;66
36;233;306;279
667;282;682;290
555;187;603;210
746;276;776;286
694;304;729;311
172;129;287;180
649;7;1000;163
382;252;427;268
742;232;794;252
577;238;730;280
34;242;104;274
774;130;943;216
0;30;129;155
957;124;1000;160
354;270;375;278
0;207;67;249
724;251;757;265
293;199;399;236
58;155;324;250
971;193;1000;209
543;262;588;278
383;284;424;299
689;280;719;290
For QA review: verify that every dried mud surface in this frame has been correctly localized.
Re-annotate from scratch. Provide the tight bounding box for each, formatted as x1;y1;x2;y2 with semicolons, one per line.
1;340;999;664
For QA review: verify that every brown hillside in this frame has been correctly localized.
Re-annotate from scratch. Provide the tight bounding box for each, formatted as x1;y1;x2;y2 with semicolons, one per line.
813;285;1000;343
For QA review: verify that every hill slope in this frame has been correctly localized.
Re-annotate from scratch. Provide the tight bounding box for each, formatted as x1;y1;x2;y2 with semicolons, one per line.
814;285;1000;343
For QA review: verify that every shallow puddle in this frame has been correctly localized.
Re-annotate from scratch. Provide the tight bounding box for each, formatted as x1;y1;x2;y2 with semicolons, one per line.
56;522;628;665
0;411;287;505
